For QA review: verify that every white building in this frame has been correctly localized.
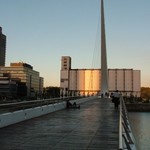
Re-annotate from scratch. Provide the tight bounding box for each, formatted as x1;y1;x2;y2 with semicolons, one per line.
60;56;141;97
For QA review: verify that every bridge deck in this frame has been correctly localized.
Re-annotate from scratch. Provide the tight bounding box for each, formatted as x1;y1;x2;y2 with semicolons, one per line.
0;97;119;150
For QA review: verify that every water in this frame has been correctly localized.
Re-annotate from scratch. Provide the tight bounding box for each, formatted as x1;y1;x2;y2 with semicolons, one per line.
128;112;150;150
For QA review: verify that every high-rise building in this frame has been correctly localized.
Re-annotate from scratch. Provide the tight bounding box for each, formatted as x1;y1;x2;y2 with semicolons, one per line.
60;56;71;95
0;27;6;66
61;56;71;70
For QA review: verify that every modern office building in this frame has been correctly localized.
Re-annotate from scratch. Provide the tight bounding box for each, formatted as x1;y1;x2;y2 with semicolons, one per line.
60;56;141;97
0;62;44;97
0;27;6;66
39;77;44;96
0;74;18;99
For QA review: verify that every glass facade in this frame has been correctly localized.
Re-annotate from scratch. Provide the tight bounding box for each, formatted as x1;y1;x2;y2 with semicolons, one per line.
0;62;43;97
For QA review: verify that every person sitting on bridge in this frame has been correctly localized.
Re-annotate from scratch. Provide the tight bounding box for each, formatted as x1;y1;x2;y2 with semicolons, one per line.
66;100;80;109
66;100;72;108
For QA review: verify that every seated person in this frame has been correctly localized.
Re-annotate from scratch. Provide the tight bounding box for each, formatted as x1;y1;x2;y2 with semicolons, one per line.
73;102;77;106
66;100;72;108
66;100;80;109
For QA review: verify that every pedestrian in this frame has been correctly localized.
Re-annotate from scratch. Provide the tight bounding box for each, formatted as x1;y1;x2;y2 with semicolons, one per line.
66;100;72;108
113;90;120;110
101;92;104;98
110;92;114;103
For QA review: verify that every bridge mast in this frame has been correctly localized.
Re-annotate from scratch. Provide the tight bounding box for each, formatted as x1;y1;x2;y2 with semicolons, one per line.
101;0;109;94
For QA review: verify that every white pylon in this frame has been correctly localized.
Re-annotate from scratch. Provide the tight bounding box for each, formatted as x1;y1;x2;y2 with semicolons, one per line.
101;0;109;95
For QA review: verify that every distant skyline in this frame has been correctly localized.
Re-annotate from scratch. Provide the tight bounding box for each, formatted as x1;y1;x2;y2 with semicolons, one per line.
0;0;150;87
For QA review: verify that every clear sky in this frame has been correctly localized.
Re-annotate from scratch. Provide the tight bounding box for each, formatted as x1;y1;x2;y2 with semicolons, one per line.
0;0;150;87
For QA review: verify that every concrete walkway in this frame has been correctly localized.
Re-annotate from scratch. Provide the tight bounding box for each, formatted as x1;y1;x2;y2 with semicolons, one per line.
0;97;119;150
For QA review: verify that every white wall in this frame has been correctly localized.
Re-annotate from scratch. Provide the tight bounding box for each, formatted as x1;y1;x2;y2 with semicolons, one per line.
60;68;141;96
69;70;77;91
125;70;132;91
77;70;85;91
92;70;100;91
116;70;124;91
0;97;94;128
108;70;116;91
0;102;65;128
133;70;141;97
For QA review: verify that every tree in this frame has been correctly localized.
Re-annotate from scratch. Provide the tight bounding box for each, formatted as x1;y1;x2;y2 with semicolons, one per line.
141;87;150;99
43;86;60;98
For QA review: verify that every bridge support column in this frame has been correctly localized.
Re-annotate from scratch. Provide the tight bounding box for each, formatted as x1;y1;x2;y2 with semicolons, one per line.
101;0;109;94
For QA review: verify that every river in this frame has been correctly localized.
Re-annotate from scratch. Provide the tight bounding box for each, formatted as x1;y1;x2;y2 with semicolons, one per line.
128;112;150;150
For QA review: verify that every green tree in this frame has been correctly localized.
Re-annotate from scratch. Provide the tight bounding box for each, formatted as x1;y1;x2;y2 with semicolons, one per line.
141;87;150;99
43;86;60;98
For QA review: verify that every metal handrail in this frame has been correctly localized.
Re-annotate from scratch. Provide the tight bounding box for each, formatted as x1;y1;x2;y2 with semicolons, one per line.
119;103;123;149
0;96;85;113
119;96;137;150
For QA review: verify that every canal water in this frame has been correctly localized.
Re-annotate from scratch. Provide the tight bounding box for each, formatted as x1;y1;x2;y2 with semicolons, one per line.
128;112;150;150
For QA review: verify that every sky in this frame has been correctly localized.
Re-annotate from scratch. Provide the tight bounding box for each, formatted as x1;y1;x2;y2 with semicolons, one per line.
0;0;150;87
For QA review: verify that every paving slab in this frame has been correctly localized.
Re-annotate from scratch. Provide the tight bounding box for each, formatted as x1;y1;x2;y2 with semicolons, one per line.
0;97;119;150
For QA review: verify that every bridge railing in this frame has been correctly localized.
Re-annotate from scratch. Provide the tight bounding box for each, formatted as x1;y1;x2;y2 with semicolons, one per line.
0;96;85;113
119;96;138;150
